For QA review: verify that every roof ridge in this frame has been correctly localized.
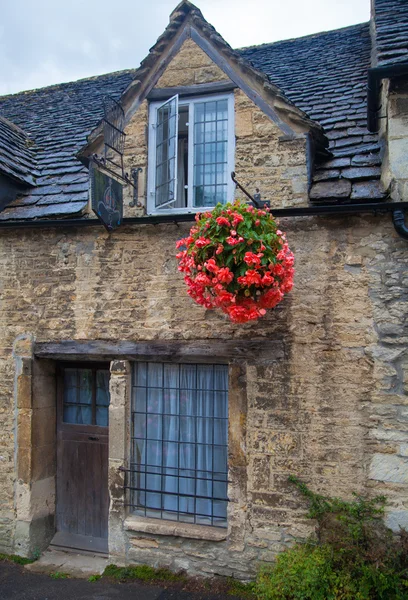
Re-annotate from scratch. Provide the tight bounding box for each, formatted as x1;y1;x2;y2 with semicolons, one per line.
238;21;370;52
0;68;138;101
0;114;32;139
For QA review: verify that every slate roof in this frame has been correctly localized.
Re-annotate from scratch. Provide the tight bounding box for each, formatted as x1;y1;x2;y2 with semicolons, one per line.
0;70;136;220
240;23;385;204
0;116;38;187
373;0;408;67
0;10;394;220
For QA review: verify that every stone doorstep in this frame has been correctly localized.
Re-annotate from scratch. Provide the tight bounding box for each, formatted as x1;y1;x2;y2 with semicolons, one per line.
25;549;109;579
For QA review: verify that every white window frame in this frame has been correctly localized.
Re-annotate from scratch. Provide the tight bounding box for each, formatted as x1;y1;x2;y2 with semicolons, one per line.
147;93;235;215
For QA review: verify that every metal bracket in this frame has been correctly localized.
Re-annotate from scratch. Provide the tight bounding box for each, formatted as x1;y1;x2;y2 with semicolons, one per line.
231;172;269;208
90;154;137;190
129;168;143;207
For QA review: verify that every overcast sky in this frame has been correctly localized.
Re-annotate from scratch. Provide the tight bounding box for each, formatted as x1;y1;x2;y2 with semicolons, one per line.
0;0;370;97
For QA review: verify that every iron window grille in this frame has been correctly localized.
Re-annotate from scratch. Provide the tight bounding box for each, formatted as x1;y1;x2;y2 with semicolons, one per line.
128;362;229;527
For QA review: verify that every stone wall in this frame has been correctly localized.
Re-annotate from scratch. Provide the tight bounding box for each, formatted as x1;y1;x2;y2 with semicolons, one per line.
380;78;408;201
1;35;408;579
0;212;407;576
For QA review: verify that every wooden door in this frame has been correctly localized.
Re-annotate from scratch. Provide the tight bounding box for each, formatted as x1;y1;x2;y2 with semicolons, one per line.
53;363;110;554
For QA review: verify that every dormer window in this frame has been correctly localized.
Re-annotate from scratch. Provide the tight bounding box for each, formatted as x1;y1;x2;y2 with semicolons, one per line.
147;94;235;214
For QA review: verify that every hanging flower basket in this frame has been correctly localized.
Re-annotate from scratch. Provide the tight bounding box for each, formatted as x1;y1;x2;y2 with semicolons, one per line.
176;200;294;323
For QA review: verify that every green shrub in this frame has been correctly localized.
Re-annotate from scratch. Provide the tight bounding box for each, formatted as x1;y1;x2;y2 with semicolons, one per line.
254;477;408;600
0;552;35;565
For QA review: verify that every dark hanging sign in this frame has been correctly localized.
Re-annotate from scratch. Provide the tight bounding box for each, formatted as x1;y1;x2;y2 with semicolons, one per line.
90;163;123;231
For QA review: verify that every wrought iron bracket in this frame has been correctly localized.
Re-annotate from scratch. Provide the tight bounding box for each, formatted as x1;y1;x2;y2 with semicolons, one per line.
90;154;137;190
231;172;269;208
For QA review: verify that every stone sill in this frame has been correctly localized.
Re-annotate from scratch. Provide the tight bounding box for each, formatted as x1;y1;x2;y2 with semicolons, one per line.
124;516;227;542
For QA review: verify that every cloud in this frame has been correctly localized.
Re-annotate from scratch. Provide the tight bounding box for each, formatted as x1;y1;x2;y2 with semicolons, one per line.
0;0;370;96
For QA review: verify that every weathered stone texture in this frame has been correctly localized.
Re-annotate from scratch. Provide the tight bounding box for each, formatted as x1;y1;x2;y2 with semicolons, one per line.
0;211;407;573
1;36;407;577
380;79;408;201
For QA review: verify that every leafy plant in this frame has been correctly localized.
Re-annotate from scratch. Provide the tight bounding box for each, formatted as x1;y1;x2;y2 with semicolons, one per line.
254;477;408;599
0;552;35;565
176;200;294;323
49;572;69;580
88;574;101;582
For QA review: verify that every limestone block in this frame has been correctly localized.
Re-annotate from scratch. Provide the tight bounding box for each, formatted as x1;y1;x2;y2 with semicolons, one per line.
385;510;408;532
194;66;228;84
129;536;159;549
369;453;408;483
388;137;408;181
235;110;253;138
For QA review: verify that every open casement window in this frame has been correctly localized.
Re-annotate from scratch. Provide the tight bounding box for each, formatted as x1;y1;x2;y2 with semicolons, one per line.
154;95;179;210
148;93;235;214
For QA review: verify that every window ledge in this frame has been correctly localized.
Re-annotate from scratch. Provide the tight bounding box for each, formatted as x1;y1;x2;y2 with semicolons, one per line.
124;516;227;542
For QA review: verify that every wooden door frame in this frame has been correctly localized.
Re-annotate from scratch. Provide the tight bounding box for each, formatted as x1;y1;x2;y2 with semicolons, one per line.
54;361;111;552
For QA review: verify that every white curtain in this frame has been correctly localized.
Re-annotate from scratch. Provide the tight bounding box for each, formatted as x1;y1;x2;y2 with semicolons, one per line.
132;362;228;526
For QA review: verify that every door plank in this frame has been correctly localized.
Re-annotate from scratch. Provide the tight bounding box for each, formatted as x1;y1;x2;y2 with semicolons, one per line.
56;366;110;545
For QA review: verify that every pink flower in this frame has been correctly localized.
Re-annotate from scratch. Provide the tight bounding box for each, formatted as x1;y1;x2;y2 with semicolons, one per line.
261;272;275;286
226;236;240;246
195;273;212;286
273;263;285;277
217;267;234;284
204;258;218;273
216;216;230;227
244;252;261;267
237;270;262;287
258;289;284;309
232;213;244;227
195;237;211;248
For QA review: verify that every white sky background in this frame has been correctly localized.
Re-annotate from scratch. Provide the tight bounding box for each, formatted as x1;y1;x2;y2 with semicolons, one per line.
0;0;370;96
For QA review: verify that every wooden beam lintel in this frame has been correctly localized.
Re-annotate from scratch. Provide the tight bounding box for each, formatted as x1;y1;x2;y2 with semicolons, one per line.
34;339;284;364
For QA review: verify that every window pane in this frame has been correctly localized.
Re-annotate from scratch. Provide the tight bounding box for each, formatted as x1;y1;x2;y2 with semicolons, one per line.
63;367;99;426
134;362;147;387
64;369;78;404
147;388;163;414
155;96;178;208
64;405;92;425
96;370;110;406
131;362;228;526
78;369;92;404
96;406;108;427
193;99;229;208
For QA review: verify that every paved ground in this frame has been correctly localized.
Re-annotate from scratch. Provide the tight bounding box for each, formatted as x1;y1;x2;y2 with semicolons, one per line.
0;560;245;600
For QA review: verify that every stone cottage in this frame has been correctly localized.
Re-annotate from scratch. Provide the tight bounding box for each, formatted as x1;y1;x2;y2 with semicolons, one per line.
0;0;408;579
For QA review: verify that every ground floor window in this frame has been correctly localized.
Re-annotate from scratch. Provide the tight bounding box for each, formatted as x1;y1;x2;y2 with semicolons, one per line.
130;362;229;527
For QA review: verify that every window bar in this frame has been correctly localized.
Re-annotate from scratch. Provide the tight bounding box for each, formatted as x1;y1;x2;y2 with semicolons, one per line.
160;362;164;521
194;363;198;523
123;485;228;502
120;465;229;483
211;363;215;526
144;365;149;517
177;368;180;523
91;366;96;425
